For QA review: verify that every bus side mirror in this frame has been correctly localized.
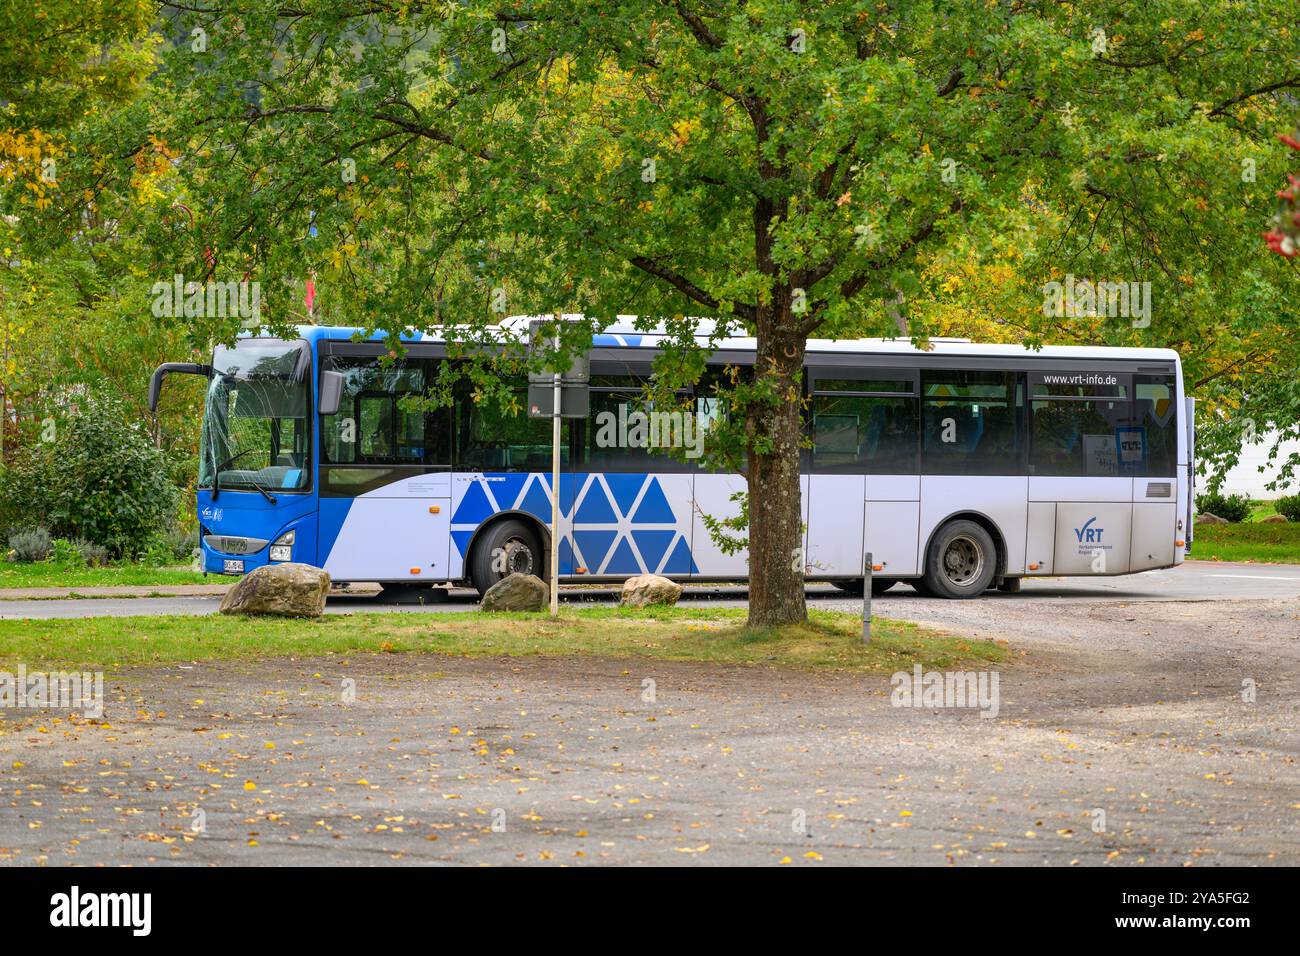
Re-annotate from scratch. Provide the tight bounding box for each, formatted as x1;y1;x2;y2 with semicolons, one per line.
148;363;211;412
318;370;345;416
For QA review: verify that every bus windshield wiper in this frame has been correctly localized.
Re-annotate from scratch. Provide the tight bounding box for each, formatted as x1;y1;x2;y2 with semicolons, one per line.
238;472;278;505
212;450;277;505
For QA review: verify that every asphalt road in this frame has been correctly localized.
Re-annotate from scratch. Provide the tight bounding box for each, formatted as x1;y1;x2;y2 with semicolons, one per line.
1;559;1296;866
1;560;1298;619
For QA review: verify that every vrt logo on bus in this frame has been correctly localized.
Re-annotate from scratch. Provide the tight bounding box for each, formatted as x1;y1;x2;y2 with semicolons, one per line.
1074;516;1105;544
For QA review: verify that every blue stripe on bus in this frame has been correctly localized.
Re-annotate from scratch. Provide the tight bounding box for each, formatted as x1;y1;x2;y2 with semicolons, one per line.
316;498;355;565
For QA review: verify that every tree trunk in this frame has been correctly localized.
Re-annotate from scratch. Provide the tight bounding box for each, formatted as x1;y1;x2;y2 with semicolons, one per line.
745;319;807;628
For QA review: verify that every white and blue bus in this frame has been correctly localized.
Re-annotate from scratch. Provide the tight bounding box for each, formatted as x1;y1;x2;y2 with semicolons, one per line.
150;320;1194;599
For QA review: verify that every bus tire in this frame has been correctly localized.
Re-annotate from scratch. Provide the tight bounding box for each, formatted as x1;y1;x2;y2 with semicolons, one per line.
470;519;542;596
923;520;997;599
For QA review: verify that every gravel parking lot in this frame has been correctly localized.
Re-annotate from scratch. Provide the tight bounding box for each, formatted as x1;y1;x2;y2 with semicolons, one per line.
1;563;1295;866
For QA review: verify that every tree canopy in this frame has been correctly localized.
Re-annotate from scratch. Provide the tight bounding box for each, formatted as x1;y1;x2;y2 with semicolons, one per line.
3;1;1298;619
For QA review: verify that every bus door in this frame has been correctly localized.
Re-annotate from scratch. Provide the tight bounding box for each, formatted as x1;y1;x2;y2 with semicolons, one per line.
318;356;453;582
1025;370;1135;575
806;369;919;578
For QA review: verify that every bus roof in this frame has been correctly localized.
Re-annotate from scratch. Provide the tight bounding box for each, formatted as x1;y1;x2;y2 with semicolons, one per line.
277;318;1181;365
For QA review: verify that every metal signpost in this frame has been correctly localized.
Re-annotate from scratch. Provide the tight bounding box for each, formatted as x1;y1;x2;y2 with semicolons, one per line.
526;319;589;618
550;338;563;616
863;551;873;643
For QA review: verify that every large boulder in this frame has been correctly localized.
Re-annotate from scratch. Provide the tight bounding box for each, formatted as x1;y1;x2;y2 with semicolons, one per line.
620;573;683;608
219;563;331;617
1195;512;1227;525
481;573;548;612
1261;513;1290;523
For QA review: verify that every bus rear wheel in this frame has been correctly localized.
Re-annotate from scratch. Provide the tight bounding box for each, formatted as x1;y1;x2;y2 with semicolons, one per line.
470;519;542;597
923;520;997;599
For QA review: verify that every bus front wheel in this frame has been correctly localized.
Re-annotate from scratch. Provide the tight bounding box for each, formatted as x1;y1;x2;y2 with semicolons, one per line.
923;520;997;599
470;519;542;596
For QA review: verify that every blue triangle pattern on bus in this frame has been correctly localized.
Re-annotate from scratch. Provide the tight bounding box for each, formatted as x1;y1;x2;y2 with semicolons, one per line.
450;529;474;557
632;530;675;572
604;536;641;574
451;479;494;526
558;536;575;575
631;478;675;523
487;473;528;510
661;535;698;574
573;479;618;523
573;530;617;570
516;478;553;522
533;473;582;516
604;474;647;519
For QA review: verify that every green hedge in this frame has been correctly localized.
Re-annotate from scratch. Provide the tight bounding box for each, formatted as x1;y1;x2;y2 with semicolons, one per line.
0;391;181;558
1195;491;1252;523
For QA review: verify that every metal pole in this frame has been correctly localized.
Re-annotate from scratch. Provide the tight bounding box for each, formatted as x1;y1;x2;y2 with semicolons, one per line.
549;333;561;618
862;551;872;643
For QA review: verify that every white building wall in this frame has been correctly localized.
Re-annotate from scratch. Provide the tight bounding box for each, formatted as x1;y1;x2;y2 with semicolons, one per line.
1215;434;1300;498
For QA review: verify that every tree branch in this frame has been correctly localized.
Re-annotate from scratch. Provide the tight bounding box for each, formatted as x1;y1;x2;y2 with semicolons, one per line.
627;255;757;322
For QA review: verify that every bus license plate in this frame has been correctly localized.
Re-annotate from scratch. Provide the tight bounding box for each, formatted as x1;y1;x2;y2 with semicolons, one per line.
222;559;244;575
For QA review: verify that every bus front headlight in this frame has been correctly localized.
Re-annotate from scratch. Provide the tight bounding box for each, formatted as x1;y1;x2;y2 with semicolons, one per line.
269;530;294;563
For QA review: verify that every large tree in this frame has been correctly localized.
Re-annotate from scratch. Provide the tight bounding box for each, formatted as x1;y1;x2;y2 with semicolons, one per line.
155;0;1298;625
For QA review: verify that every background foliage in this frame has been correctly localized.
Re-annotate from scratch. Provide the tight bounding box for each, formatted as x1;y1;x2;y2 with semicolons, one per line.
0;0;1297;570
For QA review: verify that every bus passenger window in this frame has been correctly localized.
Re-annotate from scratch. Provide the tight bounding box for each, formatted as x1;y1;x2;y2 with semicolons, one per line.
921;370;1023;475
321;357;450;467
809;393;918;474
1133;375;1178;476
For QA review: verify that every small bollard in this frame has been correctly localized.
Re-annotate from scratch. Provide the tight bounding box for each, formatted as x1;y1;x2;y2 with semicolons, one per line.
862;551;872;643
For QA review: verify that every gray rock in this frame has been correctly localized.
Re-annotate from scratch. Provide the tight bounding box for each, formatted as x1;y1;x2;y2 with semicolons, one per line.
219;562;331;617
481;573;548;612
1261;513;1290;523
1195;512;1227;525
620;573;683;608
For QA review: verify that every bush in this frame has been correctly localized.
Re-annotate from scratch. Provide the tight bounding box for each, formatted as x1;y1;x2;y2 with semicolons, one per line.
1196;491;1252;523
49;538;88;568
139;538;176;567
0;452;55;537
73;538;111;568
163;525;199;562
8;527;52;563
1274;494;1300;523
0;391;181;557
